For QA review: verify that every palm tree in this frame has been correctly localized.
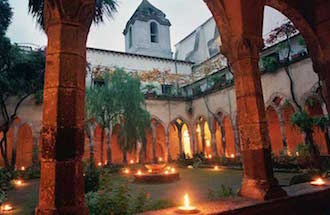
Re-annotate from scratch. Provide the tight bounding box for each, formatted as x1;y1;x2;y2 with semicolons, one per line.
28;0;118;28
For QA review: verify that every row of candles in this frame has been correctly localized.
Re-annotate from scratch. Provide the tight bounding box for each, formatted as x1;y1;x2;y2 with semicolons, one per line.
122;166;177;175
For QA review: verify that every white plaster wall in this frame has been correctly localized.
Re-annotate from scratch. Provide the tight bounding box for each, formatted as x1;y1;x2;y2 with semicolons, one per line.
86;49;192;76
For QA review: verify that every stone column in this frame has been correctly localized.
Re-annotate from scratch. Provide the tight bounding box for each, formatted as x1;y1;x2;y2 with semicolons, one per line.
36;1;94;214
210;121;218;156
231;35;287;200
151;123;157;163
177;126;183;155
165;131;170;162
200;121;206;154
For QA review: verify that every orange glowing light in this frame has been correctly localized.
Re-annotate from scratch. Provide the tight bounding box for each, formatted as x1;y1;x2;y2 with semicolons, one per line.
310;178;326;186
130;160;134;164
148;169;152;173
214;166;219;171
177;193;197;213
164;170;169;175
97;162;102;167
171;168;176;173
296;152;300;156
2;204;13;212
208;154;212;159
137;170;142;175
15;179;23;186
230;154;235;158
187;165;193;169
158;157;163;162
123;168;130;174
20;166;25;171
166;166;171;170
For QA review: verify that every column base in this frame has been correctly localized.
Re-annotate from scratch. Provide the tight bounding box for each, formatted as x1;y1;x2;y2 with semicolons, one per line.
35;205;88;215
238;178;287;200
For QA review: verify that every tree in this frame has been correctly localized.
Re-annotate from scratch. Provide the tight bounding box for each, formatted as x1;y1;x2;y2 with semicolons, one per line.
86;69;150;165
0;1;45;169
28;0;118;28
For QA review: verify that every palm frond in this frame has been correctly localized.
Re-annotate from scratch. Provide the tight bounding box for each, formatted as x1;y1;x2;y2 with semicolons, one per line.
28;0;118;28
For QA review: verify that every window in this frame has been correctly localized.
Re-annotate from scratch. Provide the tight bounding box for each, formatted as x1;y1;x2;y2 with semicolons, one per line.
129;26;133;48
150;22;159;43
161;84;173;95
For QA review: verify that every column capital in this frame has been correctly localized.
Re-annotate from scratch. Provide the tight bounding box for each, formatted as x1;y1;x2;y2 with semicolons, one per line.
226;35;264;64
44;0;95;31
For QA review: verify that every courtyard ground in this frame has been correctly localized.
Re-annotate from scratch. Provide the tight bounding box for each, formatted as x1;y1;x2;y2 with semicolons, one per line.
6;168;296;215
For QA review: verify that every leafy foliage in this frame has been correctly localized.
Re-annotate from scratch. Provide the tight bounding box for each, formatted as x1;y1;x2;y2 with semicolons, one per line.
28;0;118;29
84;161;100;193
208;185;235;200
0;0;12;36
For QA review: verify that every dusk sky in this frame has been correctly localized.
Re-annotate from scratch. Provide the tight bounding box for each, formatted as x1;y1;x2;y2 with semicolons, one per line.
6;0;287;51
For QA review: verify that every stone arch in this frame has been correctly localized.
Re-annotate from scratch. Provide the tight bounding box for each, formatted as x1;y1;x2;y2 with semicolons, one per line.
266;106;283;155
168;117;193;160
111;124;124;164
194;115;212;155
16;123;33;168
223;116;235;157
304;96;329;154
145;118;167;163
93;124;107;164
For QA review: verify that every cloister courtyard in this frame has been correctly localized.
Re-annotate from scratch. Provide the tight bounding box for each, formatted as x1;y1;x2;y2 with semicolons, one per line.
1;0;330;214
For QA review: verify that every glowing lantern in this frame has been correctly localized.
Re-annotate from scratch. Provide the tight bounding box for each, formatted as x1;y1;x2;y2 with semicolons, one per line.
187;165;193;169
123;168;130;174
310;178;326;186
214;166;220;171
97;162;102;167
177;193;198;214
171;168;176;173
158;157;163;162
130;160;134;164
137;170;142;176
20;166;25;171
148;169;152;173
164;170;169;175
230;154;235;158
14;179;23;186
1;204;13;212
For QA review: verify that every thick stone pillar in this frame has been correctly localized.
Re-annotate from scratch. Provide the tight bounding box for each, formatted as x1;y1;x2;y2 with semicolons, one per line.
231;35;287;200
151;123;157;163
36;1;94;214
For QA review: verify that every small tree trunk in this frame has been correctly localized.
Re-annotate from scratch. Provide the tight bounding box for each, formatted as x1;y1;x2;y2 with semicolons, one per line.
106;127;112;166
123;150;127;164
220;124;226;156
100;128;105;164
10;126;18;169
305;130;321;169
89;136;94;163
0;132;10;169
178;127;183;155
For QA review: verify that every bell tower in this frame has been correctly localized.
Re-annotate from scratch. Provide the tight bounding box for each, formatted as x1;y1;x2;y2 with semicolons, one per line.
123;0;172;59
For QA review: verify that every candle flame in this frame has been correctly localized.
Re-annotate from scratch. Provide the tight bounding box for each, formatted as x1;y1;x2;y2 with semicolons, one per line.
130;160;134;164
184;194;190;208
171;168;175;173
20;166;25;171
137;170;142;175
2;204;13;211
311;177;325;186
15;180;23;186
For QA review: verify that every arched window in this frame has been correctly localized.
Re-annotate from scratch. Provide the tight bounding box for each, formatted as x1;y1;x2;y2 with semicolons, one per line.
150;22;159;43
128;26;133;48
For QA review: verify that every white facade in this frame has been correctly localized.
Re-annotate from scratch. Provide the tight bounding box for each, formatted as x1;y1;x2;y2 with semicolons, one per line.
175;18;221;64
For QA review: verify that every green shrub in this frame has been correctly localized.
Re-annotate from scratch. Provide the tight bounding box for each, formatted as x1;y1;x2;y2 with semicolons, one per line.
272;151;297;169
0;189;6;205
208;184;235;200
289;169;321;185
84;161;100;193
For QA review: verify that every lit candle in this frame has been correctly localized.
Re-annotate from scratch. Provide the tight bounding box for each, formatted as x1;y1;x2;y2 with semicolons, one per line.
176;194;199;214
187;165;193;169
15;179;23;186
148;169;152;173
158;157;163;162
230;154;235;158
310;178;326;186
1;204;13;212
171;168;176;173
20;166;25;171
214;166;220;171
137;170;142;176
123;168;130;174
208;154;212;159
97;162;102;167
296;152;299;156
130;160;134;164
164;170;169;175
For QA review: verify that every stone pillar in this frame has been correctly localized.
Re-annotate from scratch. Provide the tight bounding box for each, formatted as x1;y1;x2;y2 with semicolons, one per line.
151;123;157;163
177;126;183;155
231;35;287;200
210;121;218;156
36;1;94;214
165;131;170;162
200;122;206;154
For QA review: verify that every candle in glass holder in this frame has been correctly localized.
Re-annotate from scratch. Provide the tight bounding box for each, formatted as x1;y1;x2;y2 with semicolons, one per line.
176;194;199;214
310;178;326;186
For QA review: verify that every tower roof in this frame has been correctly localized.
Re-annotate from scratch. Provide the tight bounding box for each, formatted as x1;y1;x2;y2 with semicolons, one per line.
123;0;171;35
